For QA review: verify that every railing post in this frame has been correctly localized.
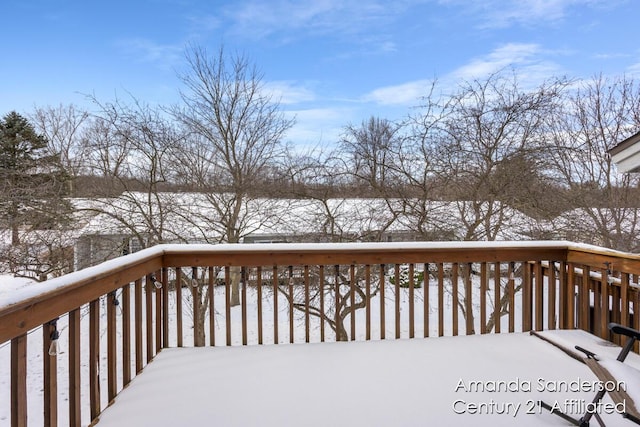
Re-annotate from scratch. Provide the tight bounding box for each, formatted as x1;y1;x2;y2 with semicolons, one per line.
394;264;401;339
145;275;154;361
493;262;501;334
89;298;101;421
122;284;131;387
437;263;444;337
107;292;118;403
409;263;415;339
319;265;325;342
423;263;430;338
162;268;170;349
134;278;143;374
241;267;248;346
452;263;459;336
175;269;183;348
480;263;487;334
522;262;533;332
548;262;556;330
365;265;371;341
465;263;473;335
272;265;279;344
305;265;311;343
508;262;515;333
11;334;27;427
534;261;543;331
209;266;216;346
351;264;356;341
380;264;386;340
257;266;263;345
43;319;58;427
68;308;81;427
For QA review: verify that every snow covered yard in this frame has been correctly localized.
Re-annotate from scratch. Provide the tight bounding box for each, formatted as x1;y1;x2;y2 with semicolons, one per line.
94;332;637;427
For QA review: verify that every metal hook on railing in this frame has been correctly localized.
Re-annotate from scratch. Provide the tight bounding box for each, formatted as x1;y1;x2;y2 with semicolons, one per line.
48;318;60;356
604;262;614;285
150;274;163;289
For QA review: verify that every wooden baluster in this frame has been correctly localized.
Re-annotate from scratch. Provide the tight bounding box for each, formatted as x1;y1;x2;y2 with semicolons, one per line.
424;263;430;338
289;266;294;344
508;262;515;333
107;292;118;402
438;263;444;337
380;264;386;340
465;263;473;335
320;265;326;342
68;308;81;427
134;279;143;374
567;263;575;329
350;264;356;341
257;266;263;345
394;264;401;339
305;265;310;343
494;262;501;334
522;263;532;332
365;265;371;341
162;268;169;349
122;284;131;387
335;265;340;341
273;265;279;344
225;266;231;346
600;266;610;340
43;319;58;427
89;299;101;421
579;265;600;334
145;275;154;360
209;266;216;346
480;263;487;334
452;263;459;336
175;268;183;348
548;262;556;330
535;261;543;331
11;334;27;427
155;271;162;352
409;263;415;339
242;267;248;346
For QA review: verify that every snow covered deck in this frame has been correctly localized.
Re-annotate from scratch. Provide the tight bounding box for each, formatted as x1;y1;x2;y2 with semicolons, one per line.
94;331;639;427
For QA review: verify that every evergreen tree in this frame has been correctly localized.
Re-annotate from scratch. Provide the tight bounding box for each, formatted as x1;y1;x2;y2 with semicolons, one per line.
0;111;70;245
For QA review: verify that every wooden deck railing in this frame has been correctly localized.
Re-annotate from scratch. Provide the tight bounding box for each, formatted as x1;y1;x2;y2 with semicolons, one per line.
2;241;640;426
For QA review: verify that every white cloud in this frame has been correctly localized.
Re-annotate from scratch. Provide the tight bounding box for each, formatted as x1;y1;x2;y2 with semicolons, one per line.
449;43;563;85
284;107;355;145
116;38;183;68
363;79;434;106
224;0;422;41
263;81;316;105
439;0;613;29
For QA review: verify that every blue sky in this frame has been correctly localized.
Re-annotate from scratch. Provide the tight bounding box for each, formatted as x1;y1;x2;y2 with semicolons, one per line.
2;0;639;146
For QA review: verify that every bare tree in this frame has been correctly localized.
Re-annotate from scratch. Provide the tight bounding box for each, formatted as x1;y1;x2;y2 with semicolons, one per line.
80;95;186;253
31;104;90;196
408;71;567;240
550;74;640;251
173;45;294;306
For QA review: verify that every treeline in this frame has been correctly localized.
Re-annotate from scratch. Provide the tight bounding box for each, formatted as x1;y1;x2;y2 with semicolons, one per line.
2;45;640;280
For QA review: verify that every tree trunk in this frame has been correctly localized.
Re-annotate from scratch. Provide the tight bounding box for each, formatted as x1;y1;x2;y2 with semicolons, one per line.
230;266;241;307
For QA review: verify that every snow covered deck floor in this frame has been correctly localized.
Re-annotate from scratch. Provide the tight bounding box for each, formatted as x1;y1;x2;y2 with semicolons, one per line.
94;332;638;426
